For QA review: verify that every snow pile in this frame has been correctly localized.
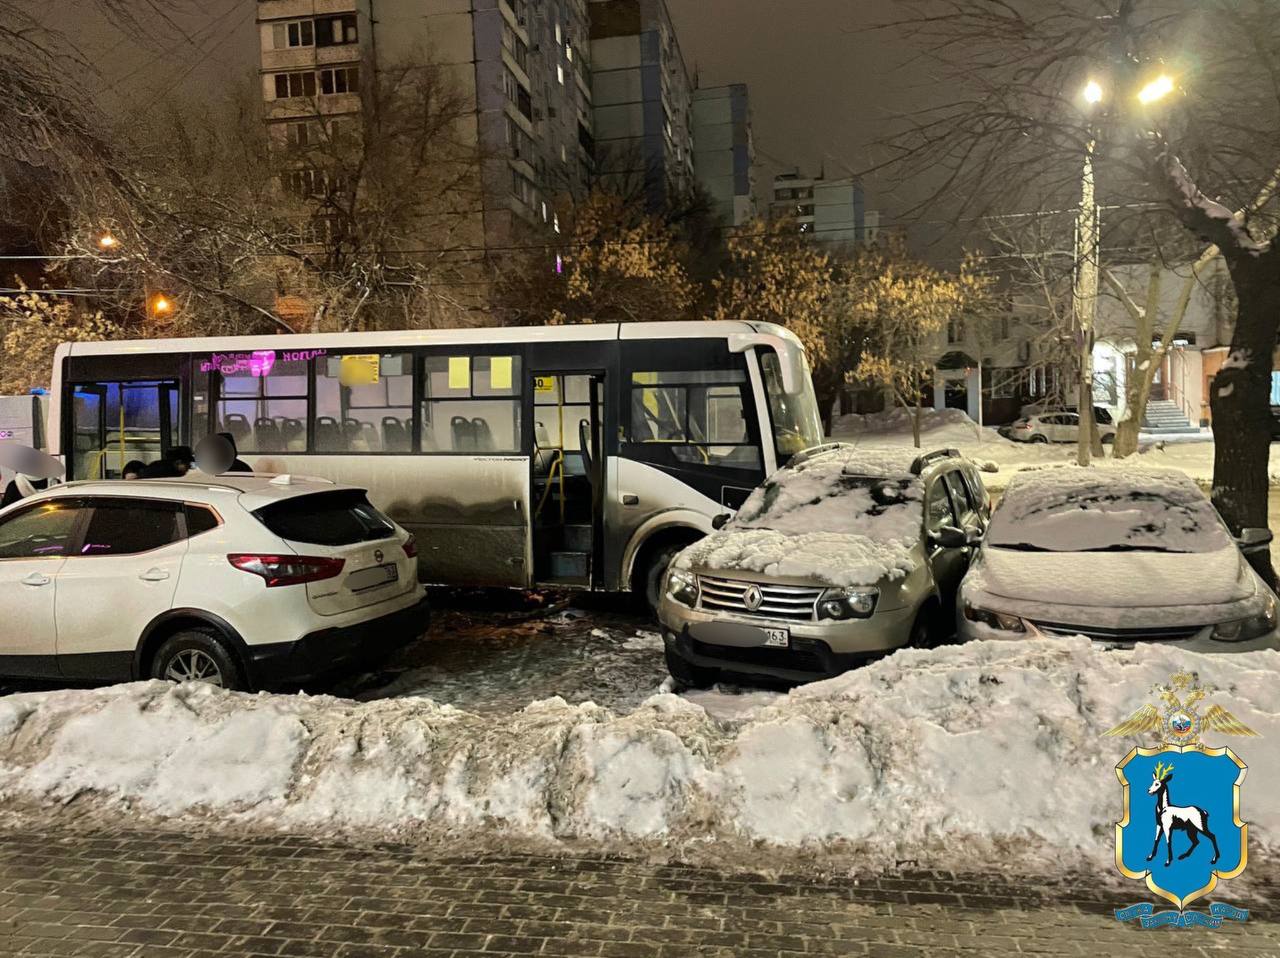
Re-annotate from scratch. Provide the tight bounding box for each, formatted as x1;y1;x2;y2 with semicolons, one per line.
1;639;1276;871
674;444;925;588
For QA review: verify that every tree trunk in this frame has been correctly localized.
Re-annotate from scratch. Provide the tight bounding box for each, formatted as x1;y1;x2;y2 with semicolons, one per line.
1210;252;1280;587
912;401;923;448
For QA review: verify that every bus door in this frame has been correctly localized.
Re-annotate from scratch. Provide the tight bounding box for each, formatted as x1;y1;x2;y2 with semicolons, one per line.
530;371;605;588
68;379;179;479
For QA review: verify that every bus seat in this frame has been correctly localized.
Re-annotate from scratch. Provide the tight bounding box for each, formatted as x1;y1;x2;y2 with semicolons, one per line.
382;417;410;452
254;417;283;452
535;421;551;447
281;418;305;450
450;416;474;451
223;414;252;446
471;417;494;451
315;416;344;452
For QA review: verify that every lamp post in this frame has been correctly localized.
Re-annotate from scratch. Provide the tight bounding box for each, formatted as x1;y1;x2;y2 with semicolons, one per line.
1072;75;1174;467
1075;81;1103;466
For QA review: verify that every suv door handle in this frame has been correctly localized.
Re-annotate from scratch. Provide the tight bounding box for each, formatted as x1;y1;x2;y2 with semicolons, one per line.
21;572;51;587
139;569;170;582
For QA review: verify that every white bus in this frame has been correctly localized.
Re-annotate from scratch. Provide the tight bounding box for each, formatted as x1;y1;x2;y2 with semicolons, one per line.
49;321;823;603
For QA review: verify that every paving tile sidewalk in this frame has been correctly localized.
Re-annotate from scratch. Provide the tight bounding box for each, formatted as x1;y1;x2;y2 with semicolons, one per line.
0;827;1276;957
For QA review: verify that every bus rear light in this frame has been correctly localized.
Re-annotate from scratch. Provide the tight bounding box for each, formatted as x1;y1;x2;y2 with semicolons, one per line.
228;554;345;587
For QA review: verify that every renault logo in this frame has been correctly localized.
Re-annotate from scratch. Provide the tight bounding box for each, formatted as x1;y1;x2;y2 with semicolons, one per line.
374;549;384;564
743;585;763;612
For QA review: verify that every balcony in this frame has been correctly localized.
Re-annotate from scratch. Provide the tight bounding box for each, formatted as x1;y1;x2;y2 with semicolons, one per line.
258;0;358;22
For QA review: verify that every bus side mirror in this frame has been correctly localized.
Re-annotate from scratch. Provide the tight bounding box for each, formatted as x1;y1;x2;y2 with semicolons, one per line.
712;513;731;531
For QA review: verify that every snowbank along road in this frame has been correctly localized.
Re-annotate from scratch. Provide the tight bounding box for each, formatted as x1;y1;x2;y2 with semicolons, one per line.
0;638;1275;878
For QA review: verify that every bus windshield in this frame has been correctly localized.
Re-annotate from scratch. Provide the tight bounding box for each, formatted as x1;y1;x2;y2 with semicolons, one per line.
760;349;823;459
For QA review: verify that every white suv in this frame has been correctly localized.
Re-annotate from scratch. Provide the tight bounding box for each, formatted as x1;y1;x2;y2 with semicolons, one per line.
0;474;429;690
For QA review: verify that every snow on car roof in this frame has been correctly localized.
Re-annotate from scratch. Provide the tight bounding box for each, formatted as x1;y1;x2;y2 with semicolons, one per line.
52;473;356;511
674;445;931;587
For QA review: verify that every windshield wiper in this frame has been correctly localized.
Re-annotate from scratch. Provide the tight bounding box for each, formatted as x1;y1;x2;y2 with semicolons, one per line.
1077;545;1187;554
990;542;1055;552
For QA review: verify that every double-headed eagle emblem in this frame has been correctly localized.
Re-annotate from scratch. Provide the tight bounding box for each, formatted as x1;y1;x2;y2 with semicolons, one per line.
1104;670;1257;748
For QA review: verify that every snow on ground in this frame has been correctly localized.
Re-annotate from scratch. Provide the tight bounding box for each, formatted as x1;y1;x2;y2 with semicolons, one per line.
830;407;1280;490
0;639;1274;873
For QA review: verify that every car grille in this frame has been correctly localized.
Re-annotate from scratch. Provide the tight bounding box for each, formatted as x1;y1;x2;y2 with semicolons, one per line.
1033;621;1204;642
697;575;823;622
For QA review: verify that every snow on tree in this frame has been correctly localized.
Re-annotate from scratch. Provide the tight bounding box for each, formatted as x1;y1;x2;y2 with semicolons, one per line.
0;285;122;393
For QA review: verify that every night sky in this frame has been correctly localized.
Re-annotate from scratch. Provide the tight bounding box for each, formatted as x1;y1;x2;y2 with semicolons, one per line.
70;0;921;222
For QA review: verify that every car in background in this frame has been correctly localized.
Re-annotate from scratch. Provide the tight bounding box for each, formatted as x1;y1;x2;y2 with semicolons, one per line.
957;467;1278;652
1001;410;1117;444
657;445;991;687
0;474;429;690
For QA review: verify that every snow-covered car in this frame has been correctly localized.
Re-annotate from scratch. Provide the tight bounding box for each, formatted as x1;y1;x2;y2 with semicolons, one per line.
657;445;990;686
958;468;1279;652
1001;410;1117;444
0;474;429;690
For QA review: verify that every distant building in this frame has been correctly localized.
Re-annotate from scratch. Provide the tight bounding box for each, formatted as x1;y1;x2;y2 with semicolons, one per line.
691;84;757;226
255;0;594;252
587;0;695;209
770;169;879;246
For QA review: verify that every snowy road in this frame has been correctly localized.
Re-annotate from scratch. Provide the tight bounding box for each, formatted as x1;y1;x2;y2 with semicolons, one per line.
311;593;786;720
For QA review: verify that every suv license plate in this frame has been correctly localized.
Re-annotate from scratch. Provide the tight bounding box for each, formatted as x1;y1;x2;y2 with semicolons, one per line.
763;628;789;648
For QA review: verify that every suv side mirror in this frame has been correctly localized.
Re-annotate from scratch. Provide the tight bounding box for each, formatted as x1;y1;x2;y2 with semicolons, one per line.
931;526;968;549
1237;528;1273;552
711;513;731;531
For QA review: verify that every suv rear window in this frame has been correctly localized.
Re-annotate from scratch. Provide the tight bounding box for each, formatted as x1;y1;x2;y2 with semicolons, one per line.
253;490;395;546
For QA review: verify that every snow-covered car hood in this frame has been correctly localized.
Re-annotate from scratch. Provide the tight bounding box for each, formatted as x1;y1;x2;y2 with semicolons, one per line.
978;545;1251;609
674;528;919;589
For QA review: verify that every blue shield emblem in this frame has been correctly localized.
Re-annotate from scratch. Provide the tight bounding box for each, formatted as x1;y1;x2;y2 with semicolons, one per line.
1116;746;1248;910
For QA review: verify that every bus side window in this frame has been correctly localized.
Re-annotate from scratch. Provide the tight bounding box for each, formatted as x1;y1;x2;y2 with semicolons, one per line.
626;371;761;470
315;353;414;453
421;354;522;453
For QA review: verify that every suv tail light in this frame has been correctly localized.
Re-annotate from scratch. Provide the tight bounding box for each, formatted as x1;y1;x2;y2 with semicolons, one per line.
228;554;345;588
402;534;418;559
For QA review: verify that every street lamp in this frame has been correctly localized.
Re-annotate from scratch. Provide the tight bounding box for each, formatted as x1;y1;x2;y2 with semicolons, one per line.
1138;74;1175;105
97;233;119;251
150;294;173;318
1083;80;1104;106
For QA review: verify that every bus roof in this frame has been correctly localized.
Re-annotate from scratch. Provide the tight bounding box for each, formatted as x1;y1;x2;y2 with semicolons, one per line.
56;321;804;357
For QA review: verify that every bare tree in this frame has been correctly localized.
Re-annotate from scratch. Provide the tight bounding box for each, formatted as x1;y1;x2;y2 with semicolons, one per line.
883;0;1280;579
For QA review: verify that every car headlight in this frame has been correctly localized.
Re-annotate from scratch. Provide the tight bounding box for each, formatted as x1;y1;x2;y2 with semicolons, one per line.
665;568;699;607
963;601;1026;633
1212;591;1277;642
817;587;878;621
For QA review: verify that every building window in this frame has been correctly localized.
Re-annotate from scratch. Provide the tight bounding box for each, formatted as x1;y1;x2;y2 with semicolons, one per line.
948;317;964;344
315;354;415;453
283;121;314;148
317;14;358;46
565;42;573;62
273;71;317;99
282;168;324;198
502;23;528;72
555;23;562;44
557;64;565;85
320;67;359;95
511;169;536;208
273;20;314;49
421;354;522;453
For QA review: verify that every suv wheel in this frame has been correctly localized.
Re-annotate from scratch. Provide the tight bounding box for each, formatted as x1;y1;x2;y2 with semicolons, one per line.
152;630;246;691
1029;434;1049;444
664;645;716;690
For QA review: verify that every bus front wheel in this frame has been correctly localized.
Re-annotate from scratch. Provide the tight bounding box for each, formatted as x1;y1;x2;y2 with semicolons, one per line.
636;543;683;614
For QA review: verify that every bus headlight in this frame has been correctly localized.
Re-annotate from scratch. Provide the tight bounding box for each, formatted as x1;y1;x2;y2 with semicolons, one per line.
666;569;699;607
818;587;878;621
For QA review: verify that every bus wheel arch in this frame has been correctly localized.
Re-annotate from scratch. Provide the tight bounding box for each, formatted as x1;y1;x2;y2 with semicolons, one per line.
629;525;706;612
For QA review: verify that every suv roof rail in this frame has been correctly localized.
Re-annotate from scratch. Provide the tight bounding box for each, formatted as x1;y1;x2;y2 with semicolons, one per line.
910;448;962;475
787;442;845;467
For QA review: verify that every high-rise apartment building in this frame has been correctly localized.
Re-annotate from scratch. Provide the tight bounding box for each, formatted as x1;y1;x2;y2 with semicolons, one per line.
256;0;595;252
587;0;694;209
691;84;757;226
771;169;880;247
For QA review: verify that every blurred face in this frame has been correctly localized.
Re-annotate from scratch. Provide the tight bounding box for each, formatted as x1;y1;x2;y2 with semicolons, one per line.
174;461;191;475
